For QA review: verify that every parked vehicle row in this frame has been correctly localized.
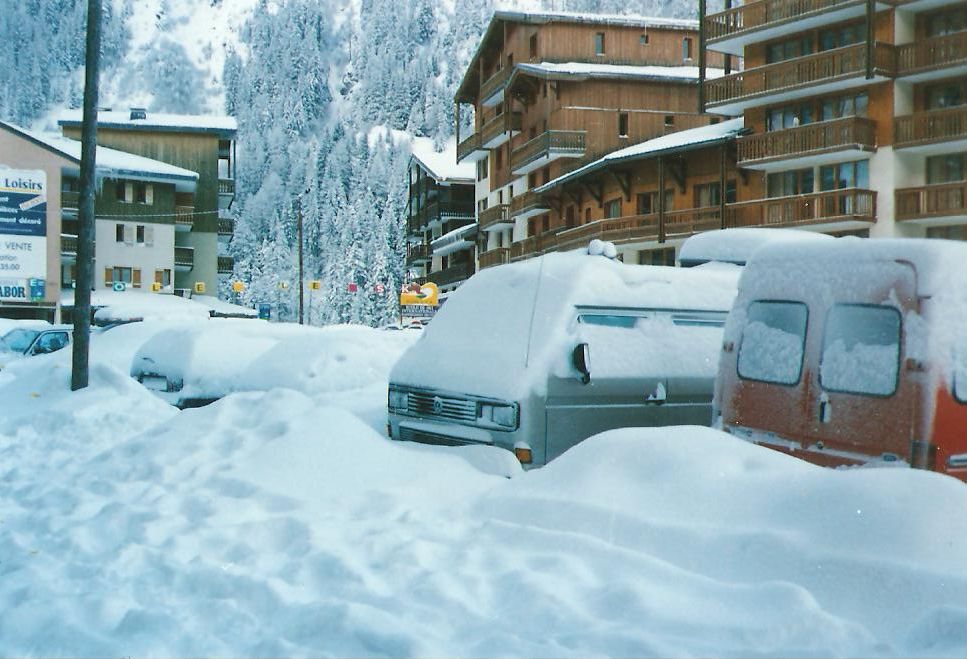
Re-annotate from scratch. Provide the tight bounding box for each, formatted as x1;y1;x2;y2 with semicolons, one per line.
388;231;967;484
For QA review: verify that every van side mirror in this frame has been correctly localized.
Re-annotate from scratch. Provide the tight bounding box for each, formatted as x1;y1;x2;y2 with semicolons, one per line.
572;343;591;385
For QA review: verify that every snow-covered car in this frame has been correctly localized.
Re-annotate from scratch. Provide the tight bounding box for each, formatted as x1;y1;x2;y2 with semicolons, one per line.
0;324;73;369
388;248;741;468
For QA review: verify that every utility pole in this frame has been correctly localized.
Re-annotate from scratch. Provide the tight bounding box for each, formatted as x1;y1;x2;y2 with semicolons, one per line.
297;196;305;325
71;0;102;391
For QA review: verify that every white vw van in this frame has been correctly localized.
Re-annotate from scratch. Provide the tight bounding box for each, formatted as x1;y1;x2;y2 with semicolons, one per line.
388;248;741;467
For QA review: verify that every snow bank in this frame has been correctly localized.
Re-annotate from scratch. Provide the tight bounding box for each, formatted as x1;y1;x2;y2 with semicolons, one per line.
392;252;740;400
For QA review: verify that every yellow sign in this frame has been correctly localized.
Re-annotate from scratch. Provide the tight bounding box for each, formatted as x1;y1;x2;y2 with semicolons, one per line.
232;281;245;293
150;282;162;292
400;281;438;306
309;280;322;290
278;281;289;290
194;282;206;294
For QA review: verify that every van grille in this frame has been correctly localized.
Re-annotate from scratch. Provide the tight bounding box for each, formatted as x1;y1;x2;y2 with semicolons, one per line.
406;391;477;423
399;426;470;446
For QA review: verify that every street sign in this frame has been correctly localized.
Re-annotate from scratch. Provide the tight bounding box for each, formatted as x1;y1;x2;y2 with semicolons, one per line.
278;281;289;290
375;283;385;294
194;282;206;294
348;282;358;293
232;281;245;293
150;282;162;292
112;281;126;292
0;170;47;302
257;303;271;320
309;280;322;290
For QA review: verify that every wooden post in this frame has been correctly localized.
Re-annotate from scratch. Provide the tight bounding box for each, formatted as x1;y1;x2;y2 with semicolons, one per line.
724;0;733;75
866;0;875;79
297;197;304;325
71;0;102;392
720;142;728;229
454;102;460;152
658;156;666;244
699;0;707;114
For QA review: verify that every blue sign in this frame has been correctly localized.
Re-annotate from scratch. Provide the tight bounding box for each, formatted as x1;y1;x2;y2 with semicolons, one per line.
258;303;272;320
28;277;45;301
0;174;47;237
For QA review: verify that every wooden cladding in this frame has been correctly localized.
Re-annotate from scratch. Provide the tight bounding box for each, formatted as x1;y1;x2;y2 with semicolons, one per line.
895;182;967;221
509;190;550;219
478;203;511;230
726;188;876;227
478;247;511;269
895;106;967;148
705;0;870;42
511;130;586;174
896;31;967;76
480;66;514;104
481;112;523;146
705;44;896;107
457;132;484;162
738;117;877;164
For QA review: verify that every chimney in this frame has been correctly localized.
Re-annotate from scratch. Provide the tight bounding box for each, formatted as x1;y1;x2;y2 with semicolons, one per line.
130;107;147;120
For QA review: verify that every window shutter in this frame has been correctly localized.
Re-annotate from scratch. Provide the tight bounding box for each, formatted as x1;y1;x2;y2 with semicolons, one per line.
125;182;134;203
145;184;153;205
133;269;142;288
124;225;134;245
145;225;154;247
104;267;112;287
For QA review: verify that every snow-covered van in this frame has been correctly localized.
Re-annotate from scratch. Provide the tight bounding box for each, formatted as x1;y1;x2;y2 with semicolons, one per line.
715;238;967;483
387;249;740;467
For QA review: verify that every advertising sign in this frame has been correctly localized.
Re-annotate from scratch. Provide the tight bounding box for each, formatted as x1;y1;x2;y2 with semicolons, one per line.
0;170;47;302
400;281;439;321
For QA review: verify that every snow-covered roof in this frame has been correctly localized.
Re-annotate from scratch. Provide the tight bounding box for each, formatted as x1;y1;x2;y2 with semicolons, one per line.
0;120;199;184
58;110;237;136
493;9;699;31
431;222;477;257
515;62;722;84
61;289;254;320
410;137;475;183
536;118;746;193
678;228;834;267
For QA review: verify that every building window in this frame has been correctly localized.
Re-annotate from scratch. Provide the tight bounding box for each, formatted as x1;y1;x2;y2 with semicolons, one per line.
565;205;576;228
767;37;814;64
495;146;503;171
529;34;538;58
585;207;591;223
115;181;126;201
664;115;675;129
820;160;869;191
111;266;133;285
155;269;172;286
477;157;488;181
694;181;737;207
818;22;865;51
116;224;124;242
926;5;967;37
768;103;814;131
682;37;693;61
820;92;868;121
637;190;674;214
136;225;145;244
594;32;605;56
618;112;629;137
926;81;966;110
768;168;815;197
927;153;966;184
604;198;622;219
640;33;649;45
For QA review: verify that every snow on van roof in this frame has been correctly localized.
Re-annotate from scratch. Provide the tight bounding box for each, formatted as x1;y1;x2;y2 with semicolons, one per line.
391;251;740;401
679;227;834;266
410;136;475;183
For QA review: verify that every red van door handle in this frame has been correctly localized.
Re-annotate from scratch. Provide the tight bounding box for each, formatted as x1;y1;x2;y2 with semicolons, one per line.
819;393;832;423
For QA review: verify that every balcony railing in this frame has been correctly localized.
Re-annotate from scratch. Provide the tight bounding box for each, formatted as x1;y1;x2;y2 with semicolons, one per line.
218;217;235;238
481;112;523;146
61;234;78;255
725;188;877;228
705;43;896;108
480;66;514;104
218;178;235;195
896;31;967;77
175;205;195;229
406;242;431;264
478;203;511;231
175;246;195;269
509;190;550;219
895;106;967;149
432;261;473;287
456;132;484;163
704;0;896;42
895;182;967;221
217;255;235;274
511;130;586;175
478;247;511;269
61;190;79;210
509;235;541;261
738;117;877;165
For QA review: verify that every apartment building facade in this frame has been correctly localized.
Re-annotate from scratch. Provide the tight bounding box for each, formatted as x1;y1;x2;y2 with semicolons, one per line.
455;10;727;269
699;0;967;239
406;139;476;292
59;109;237;295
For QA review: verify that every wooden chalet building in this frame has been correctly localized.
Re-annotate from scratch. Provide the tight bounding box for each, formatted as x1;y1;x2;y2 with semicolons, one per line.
454;10;729;267
699;0;967;239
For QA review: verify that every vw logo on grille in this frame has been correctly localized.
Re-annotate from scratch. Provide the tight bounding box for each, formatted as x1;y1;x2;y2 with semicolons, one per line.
432;396;444;414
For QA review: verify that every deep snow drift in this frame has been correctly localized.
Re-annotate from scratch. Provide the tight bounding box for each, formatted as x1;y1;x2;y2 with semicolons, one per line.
0;321;965;657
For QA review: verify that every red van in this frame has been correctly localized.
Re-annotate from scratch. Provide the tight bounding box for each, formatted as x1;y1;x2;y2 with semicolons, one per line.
715;237;967;483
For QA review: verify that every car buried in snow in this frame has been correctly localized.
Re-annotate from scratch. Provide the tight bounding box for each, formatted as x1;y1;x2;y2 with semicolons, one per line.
0;324;73;369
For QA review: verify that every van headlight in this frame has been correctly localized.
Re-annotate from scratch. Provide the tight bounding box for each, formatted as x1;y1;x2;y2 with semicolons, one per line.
478;402;518;429
388;388;408;412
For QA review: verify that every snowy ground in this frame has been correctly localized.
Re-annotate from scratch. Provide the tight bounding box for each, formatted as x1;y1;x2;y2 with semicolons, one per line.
1;321;966;657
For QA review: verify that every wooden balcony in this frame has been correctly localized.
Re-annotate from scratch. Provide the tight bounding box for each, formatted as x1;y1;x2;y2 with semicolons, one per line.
478;247;511;269
61;190;79;210
175;205;195;230
218;178;235;195
60;234;78;256
509;235;542;261
456;132;486;163
481;112;522;148
705;43;896;115
478;203;511;231
480;66;514;107
895;106;967;152
432;261;474;287
895;182;967;221
511;130;586;176
509;190;550;220
725;188;877;228
406;242;431;265
896;31;967;81
175;246;194;270
217;255;235;275
218;217;235;239
737;117;877;169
